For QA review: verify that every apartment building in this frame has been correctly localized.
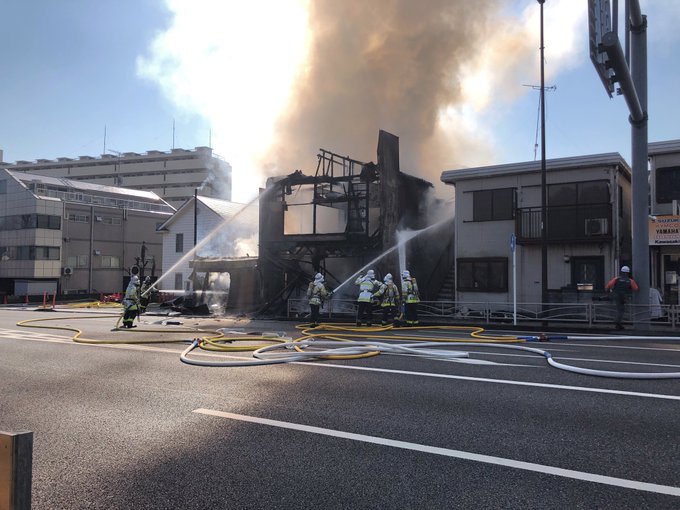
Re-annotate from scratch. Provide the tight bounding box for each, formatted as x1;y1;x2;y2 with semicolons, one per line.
0;168;174;298
440;153;632;304
6;146;231;209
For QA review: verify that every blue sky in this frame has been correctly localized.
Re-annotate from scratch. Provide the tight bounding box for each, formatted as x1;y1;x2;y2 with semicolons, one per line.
1;1;679;201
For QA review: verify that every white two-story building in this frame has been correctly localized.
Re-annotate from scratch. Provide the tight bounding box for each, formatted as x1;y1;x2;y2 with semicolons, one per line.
441;153;632;306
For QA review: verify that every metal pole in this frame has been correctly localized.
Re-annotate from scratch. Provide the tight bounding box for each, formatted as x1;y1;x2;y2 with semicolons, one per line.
88;205;94;294
513;244;517;326
538;0;548;308
630;7;649;320
193;188;198;247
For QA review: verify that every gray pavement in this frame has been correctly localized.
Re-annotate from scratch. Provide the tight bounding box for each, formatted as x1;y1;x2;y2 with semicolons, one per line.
1;307;679;509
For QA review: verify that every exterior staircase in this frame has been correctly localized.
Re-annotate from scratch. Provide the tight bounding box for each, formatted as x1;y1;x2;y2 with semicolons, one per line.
435;265;455;301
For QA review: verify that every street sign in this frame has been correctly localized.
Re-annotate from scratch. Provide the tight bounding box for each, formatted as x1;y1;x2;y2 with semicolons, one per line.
510;233;516;252
588;0;615;97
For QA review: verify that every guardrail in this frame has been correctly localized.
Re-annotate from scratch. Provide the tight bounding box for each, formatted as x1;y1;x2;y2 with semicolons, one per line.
287;298;678;329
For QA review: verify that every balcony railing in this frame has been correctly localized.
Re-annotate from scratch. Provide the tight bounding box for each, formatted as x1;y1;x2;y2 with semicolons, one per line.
515;203;612;244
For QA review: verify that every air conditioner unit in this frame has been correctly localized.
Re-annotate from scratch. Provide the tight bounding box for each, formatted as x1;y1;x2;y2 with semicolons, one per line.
585;218;608;235
62;266;73;276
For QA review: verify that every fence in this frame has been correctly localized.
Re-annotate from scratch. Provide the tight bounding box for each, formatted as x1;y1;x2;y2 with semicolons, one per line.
287;298;679;329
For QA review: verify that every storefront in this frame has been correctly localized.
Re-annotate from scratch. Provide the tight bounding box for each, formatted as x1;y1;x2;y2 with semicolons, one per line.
649;215;680;304
649;139;680;305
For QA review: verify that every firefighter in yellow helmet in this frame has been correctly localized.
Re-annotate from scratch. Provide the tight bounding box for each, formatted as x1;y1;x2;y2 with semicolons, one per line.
401;269;420;325
306;272;329;327
355;269;378;326
373;273;401;325
122;266;141;328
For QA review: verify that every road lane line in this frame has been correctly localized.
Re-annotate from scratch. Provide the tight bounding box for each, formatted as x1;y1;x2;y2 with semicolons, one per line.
193;408;680;497
315;363;680;401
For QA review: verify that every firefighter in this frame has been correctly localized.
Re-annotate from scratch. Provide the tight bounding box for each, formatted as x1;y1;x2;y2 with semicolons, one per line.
121;267;141;328
306;273;329;327
355;269;378;326
373;273;401;325
139;276;152;314
605;265;639;330
401;269;420;326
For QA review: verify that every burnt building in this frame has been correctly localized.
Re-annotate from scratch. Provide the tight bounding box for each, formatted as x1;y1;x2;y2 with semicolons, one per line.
258;130;454;315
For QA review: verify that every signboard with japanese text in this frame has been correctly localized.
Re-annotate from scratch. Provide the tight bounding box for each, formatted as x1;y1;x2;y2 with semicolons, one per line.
649;216;680;245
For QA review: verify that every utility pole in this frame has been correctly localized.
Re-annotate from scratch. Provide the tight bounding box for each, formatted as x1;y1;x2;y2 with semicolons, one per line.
590;0;649;322
538;0;548;309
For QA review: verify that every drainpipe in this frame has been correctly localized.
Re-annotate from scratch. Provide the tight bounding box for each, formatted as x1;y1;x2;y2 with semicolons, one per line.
88;205;94;293
194;188;198;247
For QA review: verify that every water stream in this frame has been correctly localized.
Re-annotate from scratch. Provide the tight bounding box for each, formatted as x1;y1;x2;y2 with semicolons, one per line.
331;216;450;295
143;189;268;297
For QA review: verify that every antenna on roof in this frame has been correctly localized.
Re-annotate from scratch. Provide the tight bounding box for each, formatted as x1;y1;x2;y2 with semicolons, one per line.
103;125;107;155
172;119;175;150
523;84;556;160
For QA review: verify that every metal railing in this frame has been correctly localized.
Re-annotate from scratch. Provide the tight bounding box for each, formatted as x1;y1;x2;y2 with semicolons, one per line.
287;298;679;329
515;203;612;243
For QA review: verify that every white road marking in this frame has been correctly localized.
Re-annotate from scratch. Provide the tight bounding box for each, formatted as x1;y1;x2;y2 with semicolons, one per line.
452;350;680;369
0;327;71;342
563;342;680;352
314;363;680;401
193;408;680;497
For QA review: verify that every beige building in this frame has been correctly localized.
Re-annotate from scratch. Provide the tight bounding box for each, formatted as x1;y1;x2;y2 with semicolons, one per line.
0;168;174;299
5;146;231;209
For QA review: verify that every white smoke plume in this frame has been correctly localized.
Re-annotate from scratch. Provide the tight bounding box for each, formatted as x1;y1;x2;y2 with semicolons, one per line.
138;0;584;200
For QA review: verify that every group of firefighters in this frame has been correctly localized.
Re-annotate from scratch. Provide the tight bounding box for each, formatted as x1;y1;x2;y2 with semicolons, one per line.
306;268;420;328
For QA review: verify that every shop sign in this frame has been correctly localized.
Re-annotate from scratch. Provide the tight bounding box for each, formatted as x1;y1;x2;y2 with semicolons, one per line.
649;215;680;245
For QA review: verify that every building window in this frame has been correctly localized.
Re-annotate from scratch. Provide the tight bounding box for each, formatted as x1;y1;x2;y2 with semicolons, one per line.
67;255;89;267
472;189;515;221
0;180;6;194
656;166;680;203
546;181;611;238
175;233;184;253
548;180;609;206
100;216;122;225
0;214;61;231
36;214;61;229
68;214;90;223
0;245;60;260
101;255;120;268
457;258;508;292
174;273;183;290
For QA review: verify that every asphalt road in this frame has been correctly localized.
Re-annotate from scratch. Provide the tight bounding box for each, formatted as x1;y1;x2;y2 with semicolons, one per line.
1;306;679;509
